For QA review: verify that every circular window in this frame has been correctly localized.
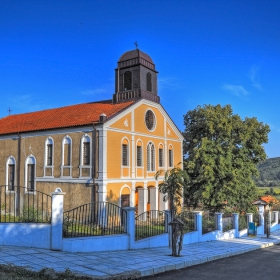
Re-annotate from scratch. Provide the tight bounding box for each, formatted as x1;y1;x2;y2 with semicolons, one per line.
145;110;155;131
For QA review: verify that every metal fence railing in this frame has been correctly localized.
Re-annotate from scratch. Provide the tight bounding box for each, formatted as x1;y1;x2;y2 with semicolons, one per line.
63;202;127;238
238;215;247;231
0;185;51;223
135;210;167;241
202;212;216;234
222;214;234;232
177;211;196;233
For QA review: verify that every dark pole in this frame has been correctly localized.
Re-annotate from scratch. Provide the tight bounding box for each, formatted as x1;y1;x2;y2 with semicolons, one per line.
16;133;21;216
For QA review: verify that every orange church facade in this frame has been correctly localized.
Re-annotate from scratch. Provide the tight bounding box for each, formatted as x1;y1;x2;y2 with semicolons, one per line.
0;49;183;212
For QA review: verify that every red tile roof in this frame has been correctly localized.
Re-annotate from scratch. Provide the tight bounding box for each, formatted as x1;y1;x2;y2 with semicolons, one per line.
0;100;135;135
260;195;278;204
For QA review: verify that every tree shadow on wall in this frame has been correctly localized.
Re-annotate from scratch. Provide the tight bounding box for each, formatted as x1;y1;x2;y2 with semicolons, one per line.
106;190;119;205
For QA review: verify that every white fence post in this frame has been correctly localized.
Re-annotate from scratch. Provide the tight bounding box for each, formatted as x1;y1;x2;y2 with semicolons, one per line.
215;213;223;232
258;205;265;235
164;210;171;247
123;207;136;249
246;213;253;224
273;211;279;224
232;213;239;238
193;211;202;241
51;188;66;251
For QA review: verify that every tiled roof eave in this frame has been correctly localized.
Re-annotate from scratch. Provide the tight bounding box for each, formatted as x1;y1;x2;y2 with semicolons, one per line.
0;121;101;136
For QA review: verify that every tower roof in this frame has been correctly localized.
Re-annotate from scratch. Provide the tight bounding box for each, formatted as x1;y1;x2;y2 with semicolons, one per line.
118;49;154;64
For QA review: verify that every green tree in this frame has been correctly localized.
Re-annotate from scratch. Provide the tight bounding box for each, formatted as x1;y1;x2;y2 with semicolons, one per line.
183;104;270;213
155;164;189;256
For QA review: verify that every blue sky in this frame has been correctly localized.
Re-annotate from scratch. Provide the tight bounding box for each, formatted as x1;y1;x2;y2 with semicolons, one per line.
0;0;279;158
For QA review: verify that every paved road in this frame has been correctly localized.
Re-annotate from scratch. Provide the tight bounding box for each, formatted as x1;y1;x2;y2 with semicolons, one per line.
142;244;280;280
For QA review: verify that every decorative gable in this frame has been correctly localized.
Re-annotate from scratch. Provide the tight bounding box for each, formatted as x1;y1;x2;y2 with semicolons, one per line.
109;113;132;131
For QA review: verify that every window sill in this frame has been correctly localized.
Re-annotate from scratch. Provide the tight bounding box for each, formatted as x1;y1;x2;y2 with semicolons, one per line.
5;190;15;194
25;190;36;195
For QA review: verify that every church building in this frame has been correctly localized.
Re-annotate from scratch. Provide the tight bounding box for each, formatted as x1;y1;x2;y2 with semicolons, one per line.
0;49;183;212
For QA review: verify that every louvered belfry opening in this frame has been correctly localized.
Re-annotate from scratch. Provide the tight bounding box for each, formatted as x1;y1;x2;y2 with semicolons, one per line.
124;71;132;91
146;72;152;92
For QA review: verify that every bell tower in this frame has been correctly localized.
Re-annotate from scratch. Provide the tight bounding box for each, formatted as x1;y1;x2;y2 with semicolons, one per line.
113;49;159;103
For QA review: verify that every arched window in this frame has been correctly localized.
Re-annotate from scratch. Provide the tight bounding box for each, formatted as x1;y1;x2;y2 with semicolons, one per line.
147;142;155;171
45;137;53;166
122;139;129;166
44;137;54;177
80;134;92;178
82;135;90;166
158;144;164;167
25;155;36;192
124;71;132;91
62;136;72;166
136;141;142;167
146;72;152;92
168;145;173;168
6;156;16;191
61;136;72;177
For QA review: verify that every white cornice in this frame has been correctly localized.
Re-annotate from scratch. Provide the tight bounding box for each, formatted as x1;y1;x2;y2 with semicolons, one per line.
106;127;182;143
36;178;93;183
0;125;104;140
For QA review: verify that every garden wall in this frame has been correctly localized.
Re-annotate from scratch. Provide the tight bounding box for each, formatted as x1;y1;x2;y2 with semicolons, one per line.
0;188;279;252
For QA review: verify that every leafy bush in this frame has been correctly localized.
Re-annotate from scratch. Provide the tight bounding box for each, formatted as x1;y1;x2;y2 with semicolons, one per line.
239;215;247;231
202;215;216;234
20;207;50;223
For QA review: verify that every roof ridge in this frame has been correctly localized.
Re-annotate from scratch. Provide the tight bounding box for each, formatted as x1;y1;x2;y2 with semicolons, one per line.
2;99;114;118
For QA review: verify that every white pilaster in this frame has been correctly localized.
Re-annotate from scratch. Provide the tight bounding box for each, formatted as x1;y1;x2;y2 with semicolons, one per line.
98;182;107;202
164;140;168;171
150;187;158;211
138;183;147;220
131;134;135;179
130;181;136;207
159;191;168;211
98;128;107;180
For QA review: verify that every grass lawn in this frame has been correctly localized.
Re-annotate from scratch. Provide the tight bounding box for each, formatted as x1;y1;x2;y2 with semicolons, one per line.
0;265;93;280
257;186;280;199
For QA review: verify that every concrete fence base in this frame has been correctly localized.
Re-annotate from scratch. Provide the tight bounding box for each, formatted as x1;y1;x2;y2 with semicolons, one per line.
0;188;279;252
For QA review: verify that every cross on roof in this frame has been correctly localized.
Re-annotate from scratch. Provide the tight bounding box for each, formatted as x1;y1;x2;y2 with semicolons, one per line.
134;41;138;49
7;107;12;115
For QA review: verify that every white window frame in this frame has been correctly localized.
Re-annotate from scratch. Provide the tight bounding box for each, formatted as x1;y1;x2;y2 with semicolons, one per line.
136;140;143;167
121;137;130;178
44;137;54;177
147;141;155;172
79;134;92;178
158;143;164;168
168;145;174;168
6;156;16;192
61;135;72;177
25;155;36;194
121;138;130;167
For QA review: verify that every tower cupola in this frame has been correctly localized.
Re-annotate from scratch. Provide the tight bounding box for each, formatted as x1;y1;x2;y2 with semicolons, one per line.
113;49;159;103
